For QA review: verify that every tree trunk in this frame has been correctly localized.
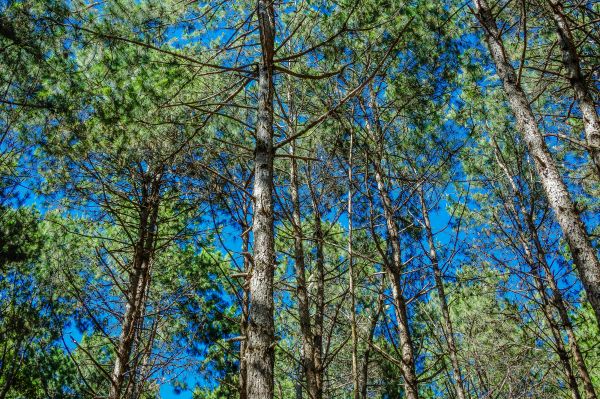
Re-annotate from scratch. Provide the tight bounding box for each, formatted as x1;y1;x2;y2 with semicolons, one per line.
240;221;250;399
125;277;155;399
372;162;419;399
109;173;161;399
493;140;594;399
246;0;276;397
417;187;466;399
360;94;419;399
109;243;148;399
474;0;600;328
290;143;319;399
520;236;582;399
361;92;419;399
526;207;597;399
347;130;360;399
536;237;597;399
360;276;385;399
307;166;325;399
522;238;581;399
546;0;600;177
538;274;582;399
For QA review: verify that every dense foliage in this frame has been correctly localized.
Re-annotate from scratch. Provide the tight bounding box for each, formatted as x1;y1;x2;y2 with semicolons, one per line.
0;0;599;398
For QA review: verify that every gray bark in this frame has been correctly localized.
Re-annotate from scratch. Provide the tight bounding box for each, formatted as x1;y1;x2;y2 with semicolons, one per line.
347;130;360;399
361;93;419;399
240;222;250;399
546;0;600;177
307;166;325;398
360;276;385;399
246;0;276;397
474;0;600;328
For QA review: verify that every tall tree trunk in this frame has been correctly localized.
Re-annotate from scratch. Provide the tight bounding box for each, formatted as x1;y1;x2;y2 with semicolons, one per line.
474;0;600;327
125;276;155;399
109;242;148;399
493;140;595;399
516;228;582;399
534;266;582;399
372;162;419;399
290;142;319;399
240;221;250;399
417;187;466;399
347;130;360;399
362;94;419;399
546;0;600;177
518;232;581;399
307;164;325;399
247;0;276;397
535;234;597;399
109;173;161;399
360;276;385;399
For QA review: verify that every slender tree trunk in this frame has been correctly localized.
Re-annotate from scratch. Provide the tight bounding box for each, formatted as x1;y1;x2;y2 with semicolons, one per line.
372;162;419;399
290;142;319;399
295;366;304;399
240;221;250;399
520;237;581;399
361;94;419;399
0;337;25;399
525;204;597;399
522;239;581;399
109;240;148;399
247;0;276;396
109;173;161;399
417;187;466;399
347;130;360;399
125;276;155;399
474;0;600;327
135;319;158;399
536;237;597;399
360;276;385;399
0;378;11;399
546;0;600;177
475;364;491;398
537;272;582;399
307;167;325;399
494;141;595;399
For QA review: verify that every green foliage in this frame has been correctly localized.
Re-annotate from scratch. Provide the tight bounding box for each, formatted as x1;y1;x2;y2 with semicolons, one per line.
1;0;599;398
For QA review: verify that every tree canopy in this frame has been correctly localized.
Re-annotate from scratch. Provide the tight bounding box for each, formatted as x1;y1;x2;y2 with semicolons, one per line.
1;0;599;398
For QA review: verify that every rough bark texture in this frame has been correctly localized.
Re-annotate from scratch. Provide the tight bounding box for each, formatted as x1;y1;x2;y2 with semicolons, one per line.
246;0;276;397
474;0;600;328
418;187;466;399
547;0;600;177
124;279;155;399
109;173;161;399
308;169;325;399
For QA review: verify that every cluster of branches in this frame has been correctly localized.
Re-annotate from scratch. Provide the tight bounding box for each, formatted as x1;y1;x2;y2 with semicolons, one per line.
0;0;599;398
